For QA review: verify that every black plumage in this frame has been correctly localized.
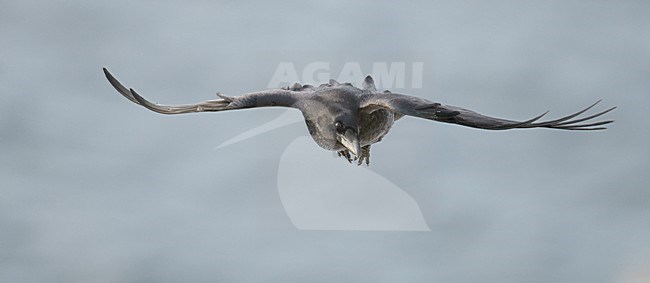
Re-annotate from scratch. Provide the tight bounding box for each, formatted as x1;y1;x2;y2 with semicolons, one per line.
103;68;615;165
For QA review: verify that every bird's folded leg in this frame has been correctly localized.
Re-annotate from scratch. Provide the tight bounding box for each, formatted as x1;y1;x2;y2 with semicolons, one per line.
356;145;371;166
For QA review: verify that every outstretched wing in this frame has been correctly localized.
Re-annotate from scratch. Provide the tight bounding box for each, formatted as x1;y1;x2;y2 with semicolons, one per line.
103;68;305;114
360;92;615;130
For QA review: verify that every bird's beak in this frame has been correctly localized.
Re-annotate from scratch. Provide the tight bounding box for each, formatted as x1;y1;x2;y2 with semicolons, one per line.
338;129;361;157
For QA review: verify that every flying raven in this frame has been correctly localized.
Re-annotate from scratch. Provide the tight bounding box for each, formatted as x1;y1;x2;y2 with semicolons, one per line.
103;68;615;165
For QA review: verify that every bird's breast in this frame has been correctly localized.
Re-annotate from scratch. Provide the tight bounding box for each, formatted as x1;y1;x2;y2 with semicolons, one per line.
358;109;395;146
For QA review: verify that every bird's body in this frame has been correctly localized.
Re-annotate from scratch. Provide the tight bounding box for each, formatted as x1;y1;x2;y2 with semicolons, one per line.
103;68;615;165
297;85;399;164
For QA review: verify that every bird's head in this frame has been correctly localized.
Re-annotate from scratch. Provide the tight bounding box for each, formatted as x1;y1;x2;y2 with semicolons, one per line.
332;115;361;156
303;108;361;156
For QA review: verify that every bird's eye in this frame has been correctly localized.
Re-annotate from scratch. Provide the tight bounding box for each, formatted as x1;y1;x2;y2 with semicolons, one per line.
334;121;344;132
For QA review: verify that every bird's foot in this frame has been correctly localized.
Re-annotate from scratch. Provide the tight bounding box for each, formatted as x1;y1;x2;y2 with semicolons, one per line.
337;150;354;163
337;145;371;166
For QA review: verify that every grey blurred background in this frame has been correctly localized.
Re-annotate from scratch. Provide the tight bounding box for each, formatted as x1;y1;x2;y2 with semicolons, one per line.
1;0;649;282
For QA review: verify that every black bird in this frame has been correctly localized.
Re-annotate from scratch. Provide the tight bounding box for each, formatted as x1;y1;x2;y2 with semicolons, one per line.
103;68;615;165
